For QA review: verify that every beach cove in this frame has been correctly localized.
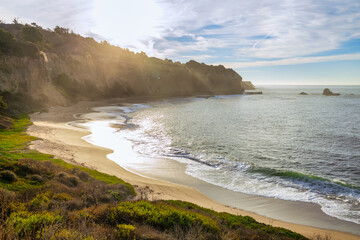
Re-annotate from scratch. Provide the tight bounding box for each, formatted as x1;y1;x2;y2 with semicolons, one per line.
27;96;360;240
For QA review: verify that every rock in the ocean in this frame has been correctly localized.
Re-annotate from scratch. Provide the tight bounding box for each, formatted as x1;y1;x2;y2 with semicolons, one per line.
299;92;308;95
323;88;340;96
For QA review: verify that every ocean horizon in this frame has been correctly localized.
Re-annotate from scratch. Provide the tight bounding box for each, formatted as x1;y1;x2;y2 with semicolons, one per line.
75;85;360;226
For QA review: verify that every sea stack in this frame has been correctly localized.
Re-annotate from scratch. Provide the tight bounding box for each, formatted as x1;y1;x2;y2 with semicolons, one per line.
323;88;340;96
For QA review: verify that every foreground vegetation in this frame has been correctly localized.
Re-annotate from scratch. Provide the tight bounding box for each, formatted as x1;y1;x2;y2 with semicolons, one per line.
0;115;309;239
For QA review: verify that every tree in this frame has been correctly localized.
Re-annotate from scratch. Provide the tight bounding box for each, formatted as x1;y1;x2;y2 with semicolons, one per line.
54;26;69;35
12;18;19;25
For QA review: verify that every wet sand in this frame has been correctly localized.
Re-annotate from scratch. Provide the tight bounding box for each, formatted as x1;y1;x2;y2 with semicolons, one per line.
27;99;360;240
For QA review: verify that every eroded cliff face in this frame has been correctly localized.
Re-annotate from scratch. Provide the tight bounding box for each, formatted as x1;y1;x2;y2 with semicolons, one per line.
0;23;243;109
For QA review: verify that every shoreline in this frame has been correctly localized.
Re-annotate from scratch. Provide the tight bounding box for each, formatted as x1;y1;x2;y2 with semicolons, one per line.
27;99;360;240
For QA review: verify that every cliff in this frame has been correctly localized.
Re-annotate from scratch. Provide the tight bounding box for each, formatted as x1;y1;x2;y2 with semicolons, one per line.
0;23;243;113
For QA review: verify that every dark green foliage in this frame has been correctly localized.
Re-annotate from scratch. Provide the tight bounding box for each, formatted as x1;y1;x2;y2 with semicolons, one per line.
0;27;39;58
0;27;17;55
21;24;44;45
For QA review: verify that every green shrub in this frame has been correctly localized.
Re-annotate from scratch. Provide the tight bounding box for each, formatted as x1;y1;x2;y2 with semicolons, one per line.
6;211;62;238
116;224;136;240
29;192;51;211
109;201;219;233
52;193;72;201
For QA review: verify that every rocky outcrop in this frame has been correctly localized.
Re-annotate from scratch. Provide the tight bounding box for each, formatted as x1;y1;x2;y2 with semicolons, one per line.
299;92;308;95
323;88;340;96
241;81;256;90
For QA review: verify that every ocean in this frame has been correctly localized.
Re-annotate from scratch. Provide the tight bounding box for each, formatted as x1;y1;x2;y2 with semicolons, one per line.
78;85;360;224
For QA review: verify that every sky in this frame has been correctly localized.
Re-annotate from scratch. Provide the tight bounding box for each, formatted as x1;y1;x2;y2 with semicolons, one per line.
0;0;359;85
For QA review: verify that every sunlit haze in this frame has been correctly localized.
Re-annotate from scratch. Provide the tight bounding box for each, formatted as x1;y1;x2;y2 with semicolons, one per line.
1;0;359;85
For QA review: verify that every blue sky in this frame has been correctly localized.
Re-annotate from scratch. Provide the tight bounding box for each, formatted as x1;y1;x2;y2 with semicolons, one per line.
0;0;359;85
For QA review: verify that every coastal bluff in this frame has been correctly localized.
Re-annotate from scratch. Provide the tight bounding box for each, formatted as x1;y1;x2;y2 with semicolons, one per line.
0;23;244;113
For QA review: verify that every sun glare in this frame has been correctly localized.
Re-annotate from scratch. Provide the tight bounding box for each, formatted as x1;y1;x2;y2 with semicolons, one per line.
91;0;163;48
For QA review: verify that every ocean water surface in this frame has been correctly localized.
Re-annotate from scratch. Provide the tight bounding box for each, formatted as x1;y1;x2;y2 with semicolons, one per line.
80;86;360;224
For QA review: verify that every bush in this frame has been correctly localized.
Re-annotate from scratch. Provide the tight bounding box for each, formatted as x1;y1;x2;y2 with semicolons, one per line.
109;201;219;233
17;159;57;177
0;170;17;182
29;192;51;211
56;172;80;187
29;174;44;183
116;224;136;240
74;170;91;181
6;211;62;238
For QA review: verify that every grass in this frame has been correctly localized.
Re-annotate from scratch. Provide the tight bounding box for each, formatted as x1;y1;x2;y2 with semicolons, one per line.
108;200;220;233
166;200;306;240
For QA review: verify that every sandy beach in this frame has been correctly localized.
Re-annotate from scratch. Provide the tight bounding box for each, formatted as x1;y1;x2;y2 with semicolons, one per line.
27;99;360;240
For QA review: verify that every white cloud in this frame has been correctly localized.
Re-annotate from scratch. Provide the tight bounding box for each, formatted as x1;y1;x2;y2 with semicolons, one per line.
0;0;92;33
148;0;360;60
219;53;360;68
0;0;359;65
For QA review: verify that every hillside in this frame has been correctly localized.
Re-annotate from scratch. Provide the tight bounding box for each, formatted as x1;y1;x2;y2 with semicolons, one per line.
0;23;243;114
